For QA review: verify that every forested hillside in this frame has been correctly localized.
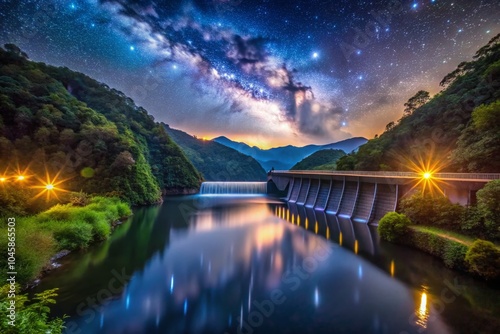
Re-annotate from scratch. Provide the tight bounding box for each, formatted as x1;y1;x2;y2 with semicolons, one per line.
0;44;201;214
164;125;266;181
337;34;500;172
291;149;345;170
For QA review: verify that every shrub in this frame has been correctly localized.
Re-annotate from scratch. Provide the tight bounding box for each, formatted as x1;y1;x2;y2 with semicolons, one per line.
402;227;469;271
465;239;500;280
51;220;93;250
69;191;91;207
476;180;500;241
443;241;468;269
400;192;464;231
378;212;411;242
116;202;132;217
89;218;111;241
0;285;65;334
399;192;437;225
36;204;72;222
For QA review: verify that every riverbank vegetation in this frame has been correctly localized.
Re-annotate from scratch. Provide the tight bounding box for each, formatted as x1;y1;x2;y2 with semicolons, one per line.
0;195;131;286
378;180;500;281
0;285;65;333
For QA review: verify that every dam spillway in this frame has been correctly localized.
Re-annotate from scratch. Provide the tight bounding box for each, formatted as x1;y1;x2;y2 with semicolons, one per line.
199;182;268;195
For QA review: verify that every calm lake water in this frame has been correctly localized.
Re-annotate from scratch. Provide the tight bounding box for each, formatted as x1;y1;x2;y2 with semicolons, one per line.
35;196;500;334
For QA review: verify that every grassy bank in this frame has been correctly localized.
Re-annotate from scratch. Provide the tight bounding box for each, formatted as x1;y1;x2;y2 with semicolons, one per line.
379;212;500;281
0;196;131;286
403;226;472;271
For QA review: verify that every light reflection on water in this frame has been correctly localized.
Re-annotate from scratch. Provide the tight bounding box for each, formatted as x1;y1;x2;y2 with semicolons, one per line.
32;196;500;334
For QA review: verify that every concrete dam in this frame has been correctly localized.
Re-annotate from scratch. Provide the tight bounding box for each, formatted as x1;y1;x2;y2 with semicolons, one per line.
268;171;500;225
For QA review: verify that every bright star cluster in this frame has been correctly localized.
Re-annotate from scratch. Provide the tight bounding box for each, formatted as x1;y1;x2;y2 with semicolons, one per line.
0;0;498;147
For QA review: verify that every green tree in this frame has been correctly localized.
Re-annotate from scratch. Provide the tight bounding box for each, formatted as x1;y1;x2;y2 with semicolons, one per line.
476;179;500;240
403;90;430;116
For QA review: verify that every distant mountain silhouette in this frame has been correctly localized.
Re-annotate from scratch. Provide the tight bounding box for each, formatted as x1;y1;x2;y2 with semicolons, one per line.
213;136;368;171
165;125;266;181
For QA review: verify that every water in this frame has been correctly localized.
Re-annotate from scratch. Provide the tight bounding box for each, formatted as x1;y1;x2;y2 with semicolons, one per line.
34;196;500;334
199;182;267;195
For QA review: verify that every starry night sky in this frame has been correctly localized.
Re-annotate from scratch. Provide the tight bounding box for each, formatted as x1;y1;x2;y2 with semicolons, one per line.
1;0;499;148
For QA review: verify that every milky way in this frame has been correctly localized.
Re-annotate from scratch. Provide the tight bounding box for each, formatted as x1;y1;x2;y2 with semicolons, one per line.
1;0;498;147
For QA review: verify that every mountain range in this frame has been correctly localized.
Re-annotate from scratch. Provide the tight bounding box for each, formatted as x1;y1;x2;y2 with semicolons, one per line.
164;125;266;181
213;136;368;171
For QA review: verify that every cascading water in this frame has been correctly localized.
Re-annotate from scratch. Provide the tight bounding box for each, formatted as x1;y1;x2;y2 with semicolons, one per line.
199;182;267;195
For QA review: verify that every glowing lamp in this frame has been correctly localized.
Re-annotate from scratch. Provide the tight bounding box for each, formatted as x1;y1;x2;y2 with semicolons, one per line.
0;177;5;182
17;175;25;181
45;184;54;190
423;172;432;179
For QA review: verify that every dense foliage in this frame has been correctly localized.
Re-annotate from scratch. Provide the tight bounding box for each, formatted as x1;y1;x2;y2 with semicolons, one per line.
0;196;130;285
290;149;346;170
0;45;201;210
403;226;469;271
475;179;500;240
377;212;411;242
0;285;65;333
399;192;465;230
465;239;500;281
399;182;500;243
164;125;266;181
336;34;500;172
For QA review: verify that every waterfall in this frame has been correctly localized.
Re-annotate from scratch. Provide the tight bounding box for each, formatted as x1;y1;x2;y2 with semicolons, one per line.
199;182;267;195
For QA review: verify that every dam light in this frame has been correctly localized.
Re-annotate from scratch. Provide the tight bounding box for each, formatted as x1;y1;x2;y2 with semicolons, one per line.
17;175;25;181
423;172;432;179
0;177;5;182
45;183;54;190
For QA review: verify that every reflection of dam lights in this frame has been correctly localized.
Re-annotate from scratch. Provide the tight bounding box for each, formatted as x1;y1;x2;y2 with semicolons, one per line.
170;275;174;293
287;209;290;221
297;215;301;226
292;214;295;224
315;221;318;234
416;292;429;329
390;260;395;277
326;227;330;240
305;218;309;230
354;240;359;255
339;232;343;246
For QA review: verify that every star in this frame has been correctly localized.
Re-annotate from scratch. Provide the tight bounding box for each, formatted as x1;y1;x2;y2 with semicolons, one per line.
130;46;135;51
